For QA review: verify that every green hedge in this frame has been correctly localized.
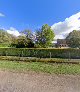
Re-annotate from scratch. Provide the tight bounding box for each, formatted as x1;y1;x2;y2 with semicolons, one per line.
0;48;80;59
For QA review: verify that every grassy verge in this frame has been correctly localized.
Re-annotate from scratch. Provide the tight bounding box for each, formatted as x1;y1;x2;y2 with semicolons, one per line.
0;60;80;74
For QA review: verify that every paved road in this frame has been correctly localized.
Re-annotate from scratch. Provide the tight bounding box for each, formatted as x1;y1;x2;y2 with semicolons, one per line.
0;70;80;92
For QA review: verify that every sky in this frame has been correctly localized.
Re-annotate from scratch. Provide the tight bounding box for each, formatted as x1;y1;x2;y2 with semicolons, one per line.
0;0;80;38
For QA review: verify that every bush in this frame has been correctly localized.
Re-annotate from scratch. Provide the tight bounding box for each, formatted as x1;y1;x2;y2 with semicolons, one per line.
0;48;80;59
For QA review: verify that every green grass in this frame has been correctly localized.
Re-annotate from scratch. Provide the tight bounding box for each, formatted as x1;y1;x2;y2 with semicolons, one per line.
0;60;80;74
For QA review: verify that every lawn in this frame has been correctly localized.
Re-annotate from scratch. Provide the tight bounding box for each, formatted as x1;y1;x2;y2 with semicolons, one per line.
0;60;80;74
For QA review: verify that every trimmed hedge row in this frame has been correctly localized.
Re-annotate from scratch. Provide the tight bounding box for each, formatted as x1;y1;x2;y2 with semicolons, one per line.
0;48;80;59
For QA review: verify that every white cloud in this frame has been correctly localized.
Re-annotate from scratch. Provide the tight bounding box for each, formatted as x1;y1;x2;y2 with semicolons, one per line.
7;27;20;36
51;12;80;39
0;13;5;17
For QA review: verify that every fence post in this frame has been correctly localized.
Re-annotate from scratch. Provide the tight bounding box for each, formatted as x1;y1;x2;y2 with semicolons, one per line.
6;51;7;56
50;52;51;59
22;51;23;57
68;52;71;61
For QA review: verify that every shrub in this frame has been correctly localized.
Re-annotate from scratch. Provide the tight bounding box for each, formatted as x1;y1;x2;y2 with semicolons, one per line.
0;48;80;59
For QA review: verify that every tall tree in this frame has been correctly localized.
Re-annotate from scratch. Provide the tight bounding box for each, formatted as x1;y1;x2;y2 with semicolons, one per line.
13;29;34;48
15;36;28;48
35;24;55;48
66;30;80;48
0;29;14;47
21;29;33;40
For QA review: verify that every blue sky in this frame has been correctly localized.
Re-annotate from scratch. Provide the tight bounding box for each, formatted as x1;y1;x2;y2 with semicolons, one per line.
0;0;80;38
0;0;80;30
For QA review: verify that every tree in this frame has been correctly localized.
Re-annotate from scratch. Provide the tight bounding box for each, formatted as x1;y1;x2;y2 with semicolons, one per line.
20;29;35;48
35;24;55;48
66;30;80;48
15;36;28;48
0;29;14;47
12;35;34;48
21;29;34;40
10;36;18;47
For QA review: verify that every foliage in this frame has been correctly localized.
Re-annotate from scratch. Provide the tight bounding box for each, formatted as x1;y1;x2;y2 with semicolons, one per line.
0;48;80;59
35;24;55;48
26;38;34;48
0;29;13;47
21;29;33;39
17;29;35;48
11;35;34;48
0;29;35;48
0;25;55;48
10;36;17;47
66;30;80;48
15;36;28;48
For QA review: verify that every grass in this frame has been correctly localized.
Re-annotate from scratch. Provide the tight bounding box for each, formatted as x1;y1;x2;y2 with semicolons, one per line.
0;60;80;74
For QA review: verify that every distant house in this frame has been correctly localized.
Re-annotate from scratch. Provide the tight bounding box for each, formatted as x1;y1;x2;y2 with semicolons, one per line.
56;39;69;48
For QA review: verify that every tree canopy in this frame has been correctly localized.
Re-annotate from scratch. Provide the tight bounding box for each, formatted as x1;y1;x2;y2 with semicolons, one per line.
35;24;55;48
0;29;15;47
66;30;80;48
0;24;55;48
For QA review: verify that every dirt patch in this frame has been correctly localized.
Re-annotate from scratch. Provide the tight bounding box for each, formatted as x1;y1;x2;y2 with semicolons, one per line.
0;70;80;92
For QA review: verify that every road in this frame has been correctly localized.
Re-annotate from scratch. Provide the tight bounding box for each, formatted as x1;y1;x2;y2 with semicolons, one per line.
0;70;80;92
